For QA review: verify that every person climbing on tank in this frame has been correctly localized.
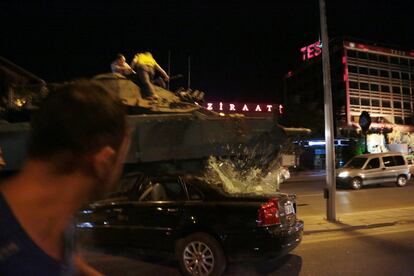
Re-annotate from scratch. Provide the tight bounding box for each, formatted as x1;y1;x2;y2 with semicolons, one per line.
111;53;134;76
130;52;169;100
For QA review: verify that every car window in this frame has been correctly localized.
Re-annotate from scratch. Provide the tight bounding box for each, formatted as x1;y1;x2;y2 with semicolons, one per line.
108;174;140;198
344;157;367;169
365;158;380;169
186;184;204;200
139;179;187;202
163;181;187;200
393;155;405;166
383;156;396;167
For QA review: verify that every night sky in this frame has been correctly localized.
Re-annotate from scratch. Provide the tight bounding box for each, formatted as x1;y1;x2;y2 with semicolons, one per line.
1;0;413;102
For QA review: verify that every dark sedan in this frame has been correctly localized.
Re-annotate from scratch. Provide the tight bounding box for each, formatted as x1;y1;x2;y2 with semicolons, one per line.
76;173;304;276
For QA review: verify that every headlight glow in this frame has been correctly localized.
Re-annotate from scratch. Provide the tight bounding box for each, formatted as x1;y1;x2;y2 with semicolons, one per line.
338;171;349;178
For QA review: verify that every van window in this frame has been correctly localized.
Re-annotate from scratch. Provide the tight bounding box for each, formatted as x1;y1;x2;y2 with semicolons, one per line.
365;158;380;169
383;156;395;167
393;155;405;166
383;155;405;167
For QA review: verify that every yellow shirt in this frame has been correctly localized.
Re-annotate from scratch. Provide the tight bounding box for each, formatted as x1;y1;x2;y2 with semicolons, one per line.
133;53;159;67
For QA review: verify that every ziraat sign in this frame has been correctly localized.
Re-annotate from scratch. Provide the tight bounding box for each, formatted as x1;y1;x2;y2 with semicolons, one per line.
204;102;283;114
301;41;322;61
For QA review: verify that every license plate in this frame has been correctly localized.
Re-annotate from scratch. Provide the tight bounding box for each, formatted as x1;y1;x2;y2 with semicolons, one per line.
284;202;295;215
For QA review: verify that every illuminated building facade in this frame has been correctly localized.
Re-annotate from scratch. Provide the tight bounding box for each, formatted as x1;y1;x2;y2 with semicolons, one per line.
284;38;414;136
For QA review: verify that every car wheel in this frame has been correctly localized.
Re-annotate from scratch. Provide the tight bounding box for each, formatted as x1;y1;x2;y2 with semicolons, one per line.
351;177;362;190
176;232;226;276
396;175;408;187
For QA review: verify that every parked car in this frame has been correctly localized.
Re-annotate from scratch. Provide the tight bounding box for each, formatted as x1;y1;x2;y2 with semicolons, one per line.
76;172;304;276
336;152;411;190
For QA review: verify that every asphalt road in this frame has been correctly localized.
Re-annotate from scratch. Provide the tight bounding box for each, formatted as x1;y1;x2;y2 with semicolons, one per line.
82;173;414;275
83;224;414;276
280;174;414;217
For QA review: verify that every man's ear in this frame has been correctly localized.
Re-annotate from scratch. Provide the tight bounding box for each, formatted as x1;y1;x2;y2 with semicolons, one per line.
91;146;116;180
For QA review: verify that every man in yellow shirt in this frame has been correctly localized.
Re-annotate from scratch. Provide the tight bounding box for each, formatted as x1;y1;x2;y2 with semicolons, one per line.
131;52;169;100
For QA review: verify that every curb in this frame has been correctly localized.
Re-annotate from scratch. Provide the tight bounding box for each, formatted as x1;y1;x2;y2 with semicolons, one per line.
304;221;399;235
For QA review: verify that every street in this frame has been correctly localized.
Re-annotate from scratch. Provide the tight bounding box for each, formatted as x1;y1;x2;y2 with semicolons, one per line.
81;171;414;275
280;171;414;216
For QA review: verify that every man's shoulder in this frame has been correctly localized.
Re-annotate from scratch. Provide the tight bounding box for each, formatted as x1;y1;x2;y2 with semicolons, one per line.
0;193;65;274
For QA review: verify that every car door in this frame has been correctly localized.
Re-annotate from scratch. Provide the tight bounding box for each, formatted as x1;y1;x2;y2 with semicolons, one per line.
362;157;383;185
82;174;142;247
126;176;185;251
382;155;405;182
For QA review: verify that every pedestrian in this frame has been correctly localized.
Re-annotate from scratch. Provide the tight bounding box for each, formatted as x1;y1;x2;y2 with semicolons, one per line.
0;80;131;275
111;53;134;76
130;52;169;100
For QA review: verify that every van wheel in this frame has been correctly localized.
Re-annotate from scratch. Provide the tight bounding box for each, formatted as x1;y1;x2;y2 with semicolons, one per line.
176;232;226;276
396;175;408;187
351;177;362;190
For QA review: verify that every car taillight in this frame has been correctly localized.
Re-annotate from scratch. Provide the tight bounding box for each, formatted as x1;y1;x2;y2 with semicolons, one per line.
257;198;280;226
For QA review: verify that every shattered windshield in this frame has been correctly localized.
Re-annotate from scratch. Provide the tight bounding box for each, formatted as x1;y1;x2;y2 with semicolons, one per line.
202;156;285;197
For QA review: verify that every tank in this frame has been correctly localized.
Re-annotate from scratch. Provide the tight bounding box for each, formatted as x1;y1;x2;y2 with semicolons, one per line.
0;73;309;173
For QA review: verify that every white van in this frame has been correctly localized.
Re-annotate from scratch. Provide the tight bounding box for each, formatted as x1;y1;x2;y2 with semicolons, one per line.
336;152;411;189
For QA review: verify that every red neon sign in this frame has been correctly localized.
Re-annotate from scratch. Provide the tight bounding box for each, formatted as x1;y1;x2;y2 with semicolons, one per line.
204;102;282;114
301;41;322;61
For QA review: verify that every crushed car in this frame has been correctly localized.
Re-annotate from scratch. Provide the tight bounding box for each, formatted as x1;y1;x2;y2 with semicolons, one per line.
76;172;304;276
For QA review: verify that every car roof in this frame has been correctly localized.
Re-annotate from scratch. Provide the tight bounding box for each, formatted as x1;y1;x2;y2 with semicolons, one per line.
355;152;405;158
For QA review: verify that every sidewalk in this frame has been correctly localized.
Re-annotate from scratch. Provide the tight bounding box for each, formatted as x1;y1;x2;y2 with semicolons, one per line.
301;206;414;235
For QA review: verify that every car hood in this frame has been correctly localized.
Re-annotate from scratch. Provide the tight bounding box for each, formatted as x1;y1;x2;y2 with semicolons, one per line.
336;167;360;176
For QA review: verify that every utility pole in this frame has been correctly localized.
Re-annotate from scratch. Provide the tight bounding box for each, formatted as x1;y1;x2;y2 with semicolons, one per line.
319;0;336;221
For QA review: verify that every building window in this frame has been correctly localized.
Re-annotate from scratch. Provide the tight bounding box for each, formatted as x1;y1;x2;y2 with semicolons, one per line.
368;53;378;61
380;70;389;78
349;81;359;89
350;97;360;105
382;100;391;108
348;65;358;73
371;99;380;107
402;87;411;95
361;98;370;106
405;117;413;125
359;67;368;75
400;58;409;65
378;55;388;63
392;86;401;94
360;82;369;90
401;72;409;80
369;68;379;76
391;71;400;79
358;52;368;59
390;56;399;64
394;101;402;109
404;102;411;110
381;85;390;92
347;50;357;58
370;83;379;91
395;116;403;124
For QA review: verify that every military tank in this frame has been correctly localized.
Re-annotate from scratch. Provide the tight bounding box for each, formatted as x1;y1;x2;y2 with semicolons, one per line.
93;73;292;172
0;72;306;173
